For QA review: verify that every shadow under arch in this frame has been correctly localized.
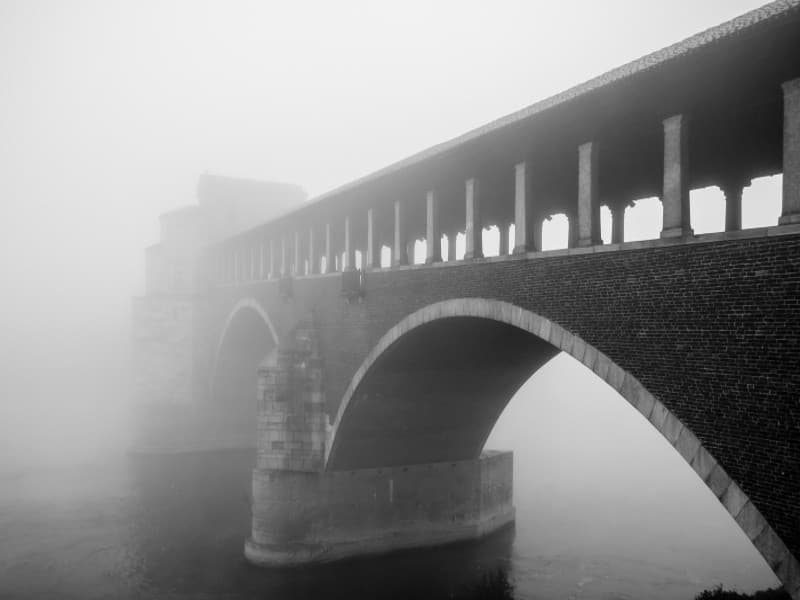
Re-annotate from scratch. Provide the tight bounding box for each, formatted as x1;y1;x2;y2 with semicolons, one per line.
206;297;278;450
326;298;799;595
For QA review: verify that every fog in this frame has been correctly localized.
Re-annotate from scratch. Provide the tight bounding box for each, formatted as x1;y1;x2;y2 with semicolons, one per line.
0;0;783;595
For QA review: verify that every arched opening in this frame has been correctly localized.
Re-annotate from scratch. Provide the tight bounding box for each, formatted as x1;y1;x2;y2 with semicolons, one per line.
691;185;727;234
328;316;558;469
541;213;569;250
489;355;780;595
208;300;277;449
743;174;782;228
327;299;796;595
625;197;662;242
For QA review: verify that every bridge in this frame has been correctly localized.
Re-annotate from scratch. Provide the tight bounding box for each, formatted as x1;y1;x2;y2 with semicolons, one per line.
133;2;800;596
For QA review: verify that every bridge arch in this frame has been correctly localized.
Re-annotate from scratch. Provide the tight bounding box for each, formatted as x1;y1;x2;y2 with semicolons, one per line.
326;298;798;590
206;297;278;449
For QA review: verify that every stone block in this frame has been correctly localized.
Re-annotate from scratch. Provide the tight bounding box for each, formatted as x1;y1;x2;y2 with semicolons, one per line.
649;399;669;431
754;526;789;570
548;323;564;349
734;500;767;541
582;345;598;371
775;553;800;597
538;319;551;342
660;411;683;445
721;481;749;518
674;425;701;464
594;352;611;381
605;362;625;392
706;463;732;499
570;337;587;363
559;330;574;354
621;374;654;419
690;445;717;481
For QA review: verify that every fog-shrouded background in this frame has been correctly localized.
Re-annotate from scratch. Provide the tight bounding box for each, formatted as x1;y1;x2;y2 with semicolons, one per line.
0;0;784;591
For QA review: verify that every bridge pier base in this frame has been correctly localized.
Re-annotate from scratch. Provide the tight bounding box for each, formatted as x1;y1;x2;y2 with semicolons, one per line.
245;321;515;566
245;451;515;567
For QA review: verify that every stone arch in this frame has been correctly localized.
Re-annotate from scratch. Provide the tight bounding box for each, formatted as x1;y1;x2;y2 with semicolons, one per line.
326;298;799;594
206;297;278;449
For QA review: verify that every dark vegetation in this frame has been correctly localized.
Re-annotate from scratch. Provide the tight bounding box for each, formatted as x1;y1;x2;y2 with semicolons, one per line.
452;569;514;599
695;585;790;600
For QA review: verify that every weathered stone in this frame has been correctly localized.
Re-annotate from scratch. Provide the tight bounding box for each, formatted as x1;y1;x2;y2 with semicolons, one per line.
706;463;732;499
690;445;717;482
721;481;749;519
735;501;768;542
674;426;701;464
755;526;790;569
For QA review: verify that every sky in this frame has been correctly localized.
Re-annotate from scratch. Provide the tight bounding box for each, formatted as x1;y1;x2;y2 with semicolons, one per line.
0;0;784;588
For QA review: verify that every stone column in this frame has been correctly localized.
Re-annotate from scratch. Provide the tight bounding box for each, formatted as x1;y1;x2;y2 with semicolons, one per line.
577;141;601;246
447;232;458;262
498;223;509;256
269;239;277;279
465;178;483;259
344;216;354;271
407;240;416;265
567;215;577;248
426;190;442;264
721;182;746;232
609;203;628;244
249;247;256;280
307;227;316;274
324;223;335;273
661;114;693;237
366;208;380;269
281;237;288;276
513;161;533;253
294;231;302;275
259;243;266;279
393;200;408;266
780;78;800;225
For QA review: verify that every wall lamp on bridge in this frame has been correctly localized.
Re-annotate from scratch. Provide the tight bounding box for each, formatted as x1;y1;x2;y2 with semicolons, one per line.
341;269;366;303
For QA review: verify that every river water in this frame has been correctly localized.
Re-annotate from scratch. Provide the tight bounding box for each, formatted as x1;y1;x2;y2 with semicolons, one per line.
0;357;781;599
0;446;779;600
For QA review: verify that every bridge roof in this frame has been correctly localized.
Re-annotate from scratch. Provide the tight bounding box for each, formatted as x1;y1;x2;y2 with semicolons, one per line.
215;0;800;246
310;1;799;200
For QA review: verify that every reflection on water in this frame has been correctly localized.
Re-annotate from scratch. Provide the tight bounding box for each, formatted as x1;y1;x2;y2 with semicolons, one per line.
0;447;778;600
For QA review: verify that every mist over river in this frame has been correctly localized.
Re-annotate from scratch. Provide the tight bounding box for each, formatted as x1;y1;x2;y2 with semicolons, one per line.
0;356;779;600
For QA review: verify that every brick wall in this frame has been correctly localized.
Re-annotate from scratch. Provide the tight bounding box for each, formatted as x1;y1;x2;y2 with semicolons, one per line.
207;232;800;564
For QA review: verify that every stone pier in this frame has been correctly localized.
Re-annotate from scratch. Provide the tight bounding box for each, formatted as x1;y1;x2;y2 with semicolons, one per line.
244;323;515;566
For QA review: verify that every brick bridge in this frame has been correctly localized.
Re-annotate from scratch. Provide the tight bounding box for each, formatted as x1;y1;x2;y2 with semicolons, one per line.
134;3;800;595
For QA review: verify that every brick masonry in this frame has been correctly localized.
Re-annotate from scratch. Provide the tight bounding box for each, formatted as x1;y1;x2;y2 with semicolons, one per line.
203;231;800;591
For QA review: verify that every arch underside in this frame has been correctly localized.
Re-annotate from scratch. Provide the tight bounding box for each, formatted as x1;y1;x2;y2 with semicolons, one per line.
328;317;558;470
207;301;277;449
325;299;800;596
